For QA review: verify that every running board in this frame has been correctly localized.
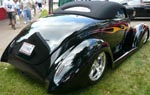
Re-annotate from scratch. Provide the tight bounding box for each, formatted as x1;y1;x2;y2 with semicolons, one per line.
113;47;137;67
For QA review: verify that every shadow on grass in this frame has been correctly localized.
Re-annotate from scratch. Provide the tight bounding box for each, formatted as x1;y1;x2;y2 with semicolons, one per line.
1;64;48;92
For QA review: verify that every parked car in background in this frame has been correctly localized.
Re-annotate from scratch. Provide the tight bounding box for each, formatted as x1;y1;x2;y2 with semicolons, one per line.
125;0;150;19
1;1;149;93
109;0;128;3
109;0;150;19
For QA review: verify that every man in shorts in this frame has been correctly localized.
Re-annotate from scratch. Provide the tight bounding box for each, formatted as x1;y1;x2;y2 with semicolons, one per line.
3;0;17;30
36;0;42;11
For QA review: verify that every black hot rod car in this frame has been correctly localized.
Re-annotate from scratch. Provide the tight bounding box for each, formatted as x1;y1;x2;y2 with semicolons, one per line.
1;1;149;93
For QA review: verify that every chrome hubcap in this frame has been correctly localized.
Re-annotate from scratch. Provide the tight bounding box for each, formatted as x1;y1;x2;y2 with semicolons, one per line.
143;31;148;44
89;52;106;81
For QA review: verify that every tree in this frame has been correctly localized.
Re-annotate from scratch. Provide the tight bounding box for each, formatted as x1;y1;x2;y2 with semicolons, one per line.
48;0;53;14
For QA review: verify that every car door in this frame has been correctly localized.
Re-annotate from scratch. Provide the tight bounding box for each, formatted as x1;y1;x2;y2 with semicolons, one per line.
99;9;129;53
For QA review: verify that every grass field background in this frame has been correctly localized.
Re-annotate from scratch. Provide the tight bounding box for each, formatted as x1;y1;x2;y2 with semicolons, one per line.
0;39;150;95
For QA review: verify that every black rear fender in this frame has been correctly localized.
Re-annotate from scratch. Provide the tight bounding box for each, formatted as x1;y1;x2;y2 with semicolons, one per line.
65;38;113;67
52;38;113;72
48;38;113;89
1;40;15;62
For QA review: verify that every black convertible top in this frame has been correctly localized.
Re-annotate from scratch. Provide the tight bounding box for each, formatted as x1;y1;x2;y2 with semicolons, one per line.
54;1;126;19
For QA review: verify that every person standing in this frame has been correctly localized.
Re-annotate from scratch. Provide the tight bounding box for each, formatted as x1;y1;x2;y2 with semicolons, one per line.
36;0;42;11
21;0;32;24
3;0;17;30
31;0;36;15
14;0;21;24
14;0;21;17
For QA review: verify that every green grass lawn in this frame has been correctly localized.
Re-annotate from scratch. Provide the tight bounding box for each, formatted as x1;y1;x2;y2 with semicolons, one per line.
0;40;150;95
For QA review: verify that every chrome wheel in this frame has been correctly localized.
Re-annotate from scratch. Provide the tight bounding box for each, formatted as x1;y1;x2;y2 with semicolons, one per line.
143;31;148;44
89;52;106;81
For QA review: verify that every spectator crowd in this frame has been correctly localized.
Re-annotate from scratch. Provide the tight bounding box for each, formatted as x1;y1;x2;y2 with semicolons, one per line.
2;0;46;30
2;0;107;30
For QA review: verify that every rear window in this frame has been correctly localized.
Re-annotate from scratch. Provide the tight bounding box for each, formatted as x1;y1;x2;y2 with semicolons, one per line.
64;6;91;12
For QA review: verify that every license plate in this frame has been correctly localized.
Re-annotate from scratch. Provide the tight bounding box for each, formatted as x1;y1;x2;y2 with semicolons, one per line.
19;42;35;56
